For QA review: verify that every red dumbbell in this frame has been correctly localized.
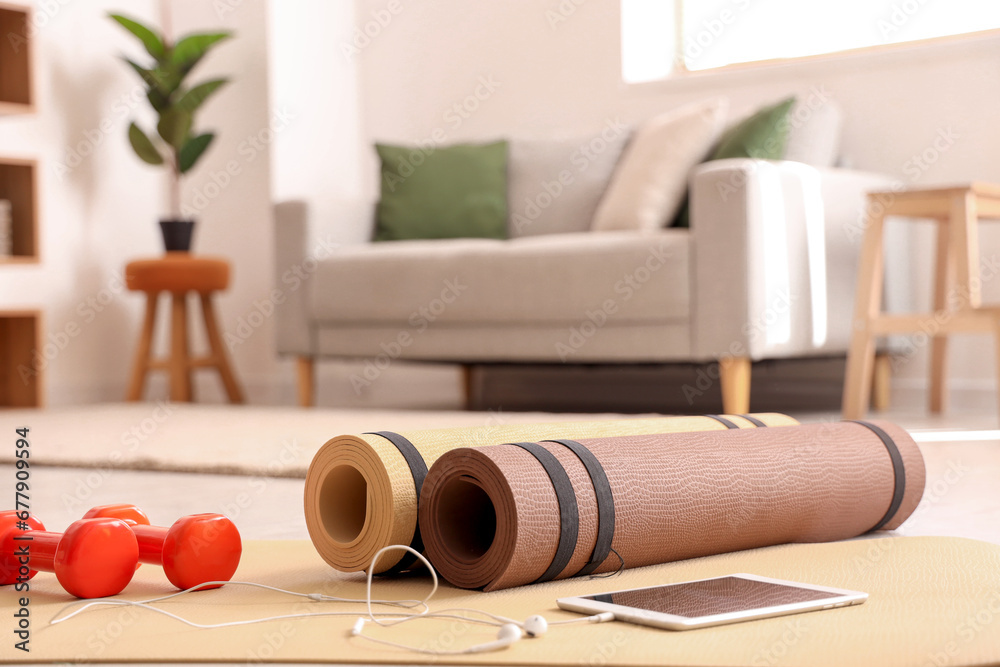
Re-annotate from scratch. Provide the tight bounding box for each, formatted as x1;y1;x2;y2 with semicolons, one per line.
83;504;242;590
0;511;138;598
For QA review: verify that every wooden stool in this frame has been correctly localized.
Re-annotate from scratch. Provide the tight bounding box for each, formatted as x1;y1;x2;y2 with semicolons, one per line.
125;253;244;403
842;182;1000;419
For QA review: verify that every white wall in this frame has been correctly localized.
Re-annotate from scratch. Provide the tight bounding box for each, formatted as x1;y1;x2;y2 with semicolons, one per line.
167;0;277;403
353;0;1000;392
268;1;364;213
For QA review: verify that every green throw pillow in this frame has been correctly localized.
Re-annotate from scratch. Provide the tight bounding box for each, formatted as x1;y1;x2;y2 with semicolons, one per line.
671;96;796;228
710;96;796;161
375;140;509;241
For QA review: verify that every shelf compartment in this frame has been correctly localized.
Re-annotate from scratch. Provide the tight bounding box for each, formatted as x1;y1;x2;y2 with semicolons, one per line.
0;310;41;407
0;2;33;113
0;157;37;262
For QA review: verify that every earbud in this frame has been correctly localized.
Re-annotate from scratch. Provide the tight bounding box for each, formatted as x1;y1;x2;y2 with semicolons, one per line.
522;614;548;637
497;623;522;642
463;623;521;654
351;618;366;636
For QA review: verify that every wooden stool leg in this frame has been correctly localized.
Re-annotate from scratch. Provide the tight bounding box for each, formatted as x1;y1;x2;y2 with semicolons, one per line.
871;352;892;412
126;291;159;401
719;356;751;415
297;356;314;407
170;292;192;402
200;293;245;404
930;218;953;413
842;199;887;420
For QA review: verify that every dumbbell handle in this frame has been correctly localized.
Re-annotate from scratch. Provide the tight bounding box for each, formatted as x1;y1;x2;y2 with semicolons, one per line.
133;525;169;564
21;531;59;571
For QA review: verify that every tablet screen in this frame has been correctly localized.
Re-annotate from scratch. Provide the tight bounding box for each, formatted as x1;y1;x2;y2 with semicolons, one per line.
583;577;837;618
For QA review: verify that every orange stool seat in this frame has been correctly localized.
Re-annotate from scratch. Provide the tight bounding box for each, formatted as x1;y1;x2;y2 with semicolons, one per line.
126;253;230;293
125;254;244;404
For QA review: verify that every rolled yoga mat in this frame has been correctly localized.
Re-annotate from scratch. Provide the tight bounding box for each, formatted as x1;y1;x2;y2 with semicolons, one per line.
418;420;925;590
304;413;798;573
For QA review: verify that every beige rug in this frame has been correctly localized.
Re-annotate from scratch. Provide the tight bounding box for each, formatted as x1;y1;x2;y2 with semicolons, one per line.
0;403;641;477
18;536;1000;666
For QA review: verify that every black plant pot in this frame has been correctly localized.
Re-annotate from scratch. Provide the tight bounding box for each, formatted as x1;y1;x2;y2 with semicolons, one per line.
159;219;196;252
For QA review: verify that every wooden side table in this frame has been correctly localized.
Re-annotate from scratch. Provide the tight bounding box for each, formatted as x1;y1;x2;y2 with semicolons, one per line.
842;182;1000;419
125;253;244;403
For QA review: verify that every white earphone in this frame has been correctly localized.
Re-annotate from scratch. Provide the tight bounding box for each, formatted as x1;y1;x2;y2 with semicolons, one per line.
468;623;523;653
523;614;549;637
352;618;525;655
50;544;614;657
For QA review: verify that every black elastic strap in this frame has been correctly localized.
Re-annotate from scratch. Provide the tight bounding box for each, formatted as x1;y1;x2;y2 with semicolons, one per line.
848;421;907;532
545;439;615;577
704;414;739;429
364;431;427;574
507;442;579;583
738;414;768;427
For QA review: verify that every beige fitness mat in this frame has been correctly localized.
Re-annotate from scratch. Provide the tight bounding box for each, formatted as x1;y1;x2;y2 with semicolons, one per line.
304;413;797;573
420;420;925;590
9;536;1000;666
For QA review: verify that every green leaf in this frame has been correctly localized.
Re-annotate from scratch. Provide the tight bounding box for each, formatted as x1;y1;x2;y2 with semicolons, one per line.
123;57;156;86
171;32;232;72
157;108;192;150
123;57;181;97
109;14;166;60
146;87;170;113
128;123;164;165
178;133;215;174
175;78;228;113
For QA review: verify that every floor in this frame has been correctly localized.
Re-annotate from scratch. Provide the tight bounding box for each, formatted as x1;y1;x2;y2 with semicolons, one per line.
4;398;999;547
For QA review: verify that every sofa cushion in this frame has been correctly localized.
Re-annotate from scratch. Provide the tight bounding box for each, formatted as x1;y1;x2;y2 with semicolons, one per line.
507;127;629;238
710;96;796;161
590;98;727;234
309;231;691;326
374;140;509;241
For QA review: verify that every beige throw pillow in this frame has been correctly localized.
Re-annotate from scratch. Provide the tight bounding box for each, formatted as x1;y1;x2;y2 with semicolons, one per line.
591;98;727;233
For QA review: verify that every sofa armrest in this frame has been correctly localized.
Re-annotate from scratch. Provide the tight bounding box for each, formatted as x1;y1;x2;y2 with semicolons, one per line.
689;158;894;361
273;198;375;356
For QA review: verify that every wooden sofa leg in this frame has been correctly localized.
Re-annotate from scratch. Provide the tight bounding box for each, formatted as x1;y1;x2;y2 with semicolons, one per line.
297;356;315;408
719;356;751;415
871;352;891;412
461;364;475;410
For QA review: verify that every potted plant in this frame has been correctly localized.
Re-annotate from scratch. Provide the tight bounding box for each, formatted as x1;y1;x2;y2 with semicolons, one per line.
110;13;232;252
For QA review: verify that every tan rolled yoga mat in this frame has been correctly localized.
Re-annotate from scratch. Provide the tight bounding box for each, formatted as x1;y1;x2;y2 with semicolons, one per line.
304;413;798;573
419;420;925;591
15;537;1000;666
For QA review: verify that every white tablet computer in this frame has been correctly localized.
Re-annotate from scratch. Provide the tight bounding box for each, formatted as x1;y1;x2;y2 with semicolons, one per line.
557;573;867;631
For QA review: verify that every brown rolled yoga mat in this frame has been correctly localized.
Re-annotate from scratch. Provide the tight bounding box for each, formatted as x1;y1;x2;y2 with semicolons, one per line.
303;413;798;573
419;420;925;591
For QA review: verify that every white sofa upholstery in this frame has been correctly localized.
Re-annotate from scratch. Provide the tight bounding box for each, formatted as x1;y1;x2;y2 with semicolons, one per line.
274;158;893;411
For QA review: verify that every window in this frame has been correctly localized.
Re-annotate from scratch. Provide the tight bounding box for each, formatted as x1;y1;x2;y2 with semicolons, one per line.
622;0;1000;82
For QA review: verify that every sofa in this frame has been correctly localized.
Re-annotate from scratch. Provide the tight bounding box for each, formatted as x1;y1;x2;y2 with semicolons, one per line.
274;97;894;412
